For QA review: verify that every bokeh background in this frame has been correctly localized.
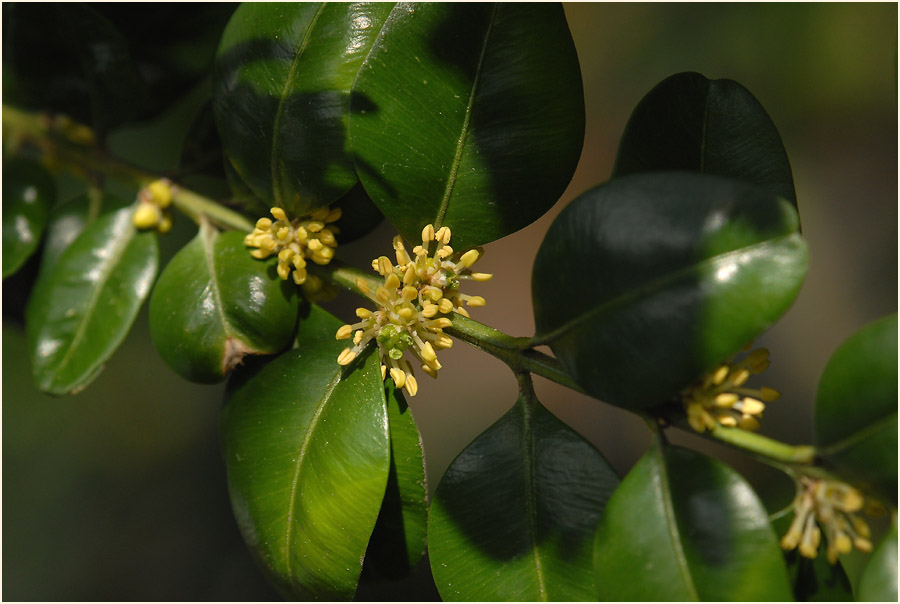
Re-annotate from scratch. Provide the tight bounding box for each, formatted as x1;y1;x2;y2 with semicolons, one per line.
3;3;897;600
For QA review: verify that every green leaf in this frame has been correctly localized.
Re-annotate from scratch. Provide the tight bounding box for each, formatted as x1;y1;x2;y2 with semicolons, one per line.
213;2;395;214
428;385;619;601
771;514;853;601
532;172;808;410
858;522;898;602
149;223;298;384
363;381;428;579
221;304;390;600
613;72;797;208
39;192;131;274
349;3;584;250
3;158;54;279
331;182;384;245
25;205;159;395
594;439;792;601
815;314;898;503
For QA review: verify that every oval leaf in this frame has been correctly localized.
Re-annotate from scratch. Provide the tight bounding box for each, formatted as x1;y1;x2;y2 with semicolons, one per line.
221;304;390;600
613;72;797;208
213;2;394;214
815;314;898;502
428;388;619;601
149;223;298;384
349;3;584;249
532;172;808;410
858;522;898;602
363;381;428;579
3;158;54;279
25;205;158;395
594;440;792;601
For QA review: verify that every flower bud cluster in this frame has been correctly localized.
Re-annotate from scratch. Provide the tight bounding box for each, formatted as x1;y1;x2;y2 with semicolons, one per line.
132;179;174;234
780;476;876;564
681;348;779;432
244;206;341;285
336;224;491;396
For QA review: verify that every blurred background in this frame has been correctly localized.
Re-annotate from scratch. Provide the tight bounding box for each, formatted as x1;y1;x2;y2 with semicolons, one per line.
3;3;897;600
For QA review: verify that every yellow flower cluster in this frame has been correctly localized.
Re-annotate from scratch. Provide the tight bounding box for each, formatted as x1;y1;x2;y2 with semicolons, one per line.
133;179;174;234
780;477;875;564
244;206;341;285
336;224;491;396
681;348;779;432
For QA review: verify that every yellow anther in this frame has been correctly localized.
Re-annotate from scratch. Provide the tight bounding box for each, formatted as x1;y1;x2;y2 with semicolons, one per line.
435;226;451;244
405;375;418;396
356;308;372;319
739;397;765;415
422;364;438;379
271;207;288;222
434;335;454;349
255;217;273;230
466;296;486;307
278;248;293;262
438;298;454;314
403;265;417;285
759;387;781;402
337;348;357;366
437;246;453;259
732;368;750;386
397;307;414;321
384;273;401;290
714;393;739;407
277;263;291;280
455;306;470;318
428;318;453;330
292;268;307;284
718;415;738;427
353;330;364;345
307;238;323;251
421;304;438;318
326;208;342;223
712;365;730;385
376;287;391;303
389;367;406;389
459;249;480;269
318;230;336;246
336;325;353;340
377;256;393;276
381;364;387;380
401;286;418;302
306;220;324;233
470;272;493;281
422;224;435;242
420;342;437;363
356;278;371;294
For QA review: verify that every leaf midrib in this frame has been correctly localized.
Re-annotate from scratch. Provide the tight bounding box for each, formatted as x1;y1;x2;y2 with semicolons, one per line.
49;211;136;383
519;395;549;601
433;3;497;229
654;442;699;600
821;411;898;457
284;365;344;583
535;232;798;345
199;222;234;341
270;3;327;206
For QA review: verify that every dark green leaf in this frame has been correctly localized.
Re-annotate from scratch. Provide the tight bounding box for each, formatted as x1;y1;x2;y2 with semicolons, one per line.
349;3;584;249
594;439;792;601
25;205;158;395
428;387;618;601
614;72;797;208
331;182;384;245
364;381;428;579
771;514;853;601
221;304;390;600
858;522;898;602
213;3;394;214
532;172;808;410
2;158;54;279
149;223;298;384
815;314;898;503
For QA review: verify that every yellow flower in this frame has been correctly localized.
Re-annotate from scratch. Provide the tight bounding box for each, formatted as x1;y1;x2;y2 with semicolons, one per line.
681;347;780;432
335;224;490;396
244;206;341;285
132;178;175;234
780;477;875;564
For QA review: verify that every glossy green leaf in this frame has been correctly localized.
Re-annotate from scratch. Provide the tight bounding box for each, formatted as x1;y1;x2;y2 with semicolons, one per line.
149;223;298;384
363;381;428;579
858;522;898;602
614;72;797;207
213;3;394;214
3;158;54;278
771;514;853;601
815;314;898;503
221;304;390;600
39;192;131;274
25;205;158;395
532;172;808;410
594;440;792;601
331;182;384;245
428;387;619;601
349;3;584;250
